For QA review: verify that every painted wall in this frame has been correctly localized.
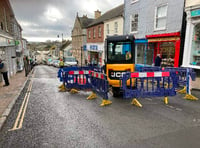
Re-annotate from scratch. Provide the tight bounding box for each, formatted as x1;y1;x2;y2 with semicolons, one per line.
104;17;124;40
124;0;185;38
186;0;200;7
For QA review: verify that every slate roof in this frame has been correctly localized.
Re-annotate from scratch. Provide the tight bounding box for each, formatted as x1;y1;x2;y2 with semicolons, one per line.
87;4;124;27
78;16;94;29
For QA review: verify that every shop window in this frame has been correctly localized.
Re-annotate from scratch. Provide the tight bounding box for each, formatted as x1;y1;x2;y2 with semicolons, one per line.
154;4;167;30
130;14;138;33
147;43;154;65
136;44;145;64
160;42;175;67
191;24;200;66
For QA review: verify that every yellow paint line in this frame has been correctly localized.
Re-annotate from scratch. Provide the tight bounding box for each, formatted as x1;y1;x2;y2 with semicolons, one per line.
9;80;32;131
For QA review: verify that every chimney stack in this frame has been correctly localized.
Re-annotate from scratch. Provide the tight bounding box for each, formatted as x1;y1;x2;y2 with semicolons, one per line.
95;10;101;19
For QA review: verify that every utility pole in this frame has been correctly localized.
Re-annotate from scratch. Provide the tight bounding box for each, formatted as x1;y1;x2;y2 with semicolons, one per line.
81;46;83;67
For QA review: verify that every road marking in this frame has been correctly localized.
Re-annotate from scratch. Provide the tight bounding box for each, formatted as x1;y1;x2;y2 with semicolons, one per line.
9;81;32;131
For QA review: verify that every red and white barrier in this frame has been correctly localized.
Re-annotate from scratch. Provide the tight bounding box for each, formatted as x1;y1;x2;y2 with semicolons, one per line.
131;72;170;78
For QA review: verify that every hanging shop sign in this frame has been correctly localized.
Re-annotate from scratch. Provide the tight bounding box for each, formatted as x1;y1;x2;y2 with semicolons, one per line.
191;9;200;17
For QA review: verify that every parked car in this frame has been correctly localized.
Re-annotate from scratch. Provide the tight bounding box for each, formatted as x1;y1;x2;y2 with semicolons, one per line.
52;60;60;67
64;57;77;66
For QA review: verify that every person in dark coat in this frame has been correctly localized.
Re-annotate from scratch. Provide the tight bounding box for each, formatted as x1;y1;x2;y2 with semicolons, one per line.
23;56;29;77
155;54;162;66
0;58;10;87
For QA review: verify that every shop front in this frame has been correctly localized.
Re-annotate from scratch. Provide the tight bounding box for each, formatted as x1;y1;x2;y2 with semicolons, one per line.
0;35;16;77
183;8;200;70
85;43;104;66
146;32;181;67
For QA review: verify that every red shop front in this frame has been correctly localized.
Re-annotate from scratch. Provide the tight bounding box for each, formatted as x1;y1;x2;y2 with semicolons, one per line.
146;32;181;67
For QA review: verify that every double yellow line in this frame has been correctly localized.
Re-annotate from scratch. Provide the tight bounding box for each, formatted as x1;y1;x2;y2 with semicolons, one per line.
9;80;33;131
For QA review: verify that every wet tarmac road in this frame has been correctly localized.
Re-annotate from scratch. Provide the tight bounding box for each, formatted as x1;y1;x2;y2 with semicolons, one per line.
0;65;200;148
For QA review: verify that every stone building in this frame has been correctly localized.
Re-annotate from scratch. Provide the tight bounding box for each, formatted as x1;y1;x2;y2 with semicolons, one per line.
71;14;93;66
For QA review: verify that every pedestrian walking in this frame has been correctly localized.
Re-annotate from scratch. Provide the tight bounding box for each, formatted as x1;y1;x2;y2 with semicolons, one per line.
155;54;162;67
23;56;29;77
0;58;10;87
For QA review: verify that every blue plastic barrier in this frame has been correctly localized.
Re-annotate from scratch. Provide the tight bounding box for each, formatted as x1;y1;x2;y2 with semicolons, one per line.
90;71;109;100
64;70;92;90
140;66;162;72
122;71;178;100
61;67;111;106
57;66;103;82
162;67;196;86
140;66;196;88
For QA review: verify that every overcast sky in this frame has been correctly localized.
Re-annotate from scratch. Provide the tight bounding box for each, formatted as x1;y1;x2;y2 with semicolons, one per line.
9;0;124;42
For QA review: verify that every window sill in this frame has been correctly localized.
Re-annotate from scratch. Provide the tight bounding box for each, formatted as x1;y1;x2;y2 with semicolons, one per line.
154;27;166;32
130;31;138;34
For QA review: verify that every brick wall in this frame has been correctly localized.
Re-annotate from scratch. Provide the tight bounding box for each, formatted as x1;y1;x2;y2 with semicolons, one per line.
87;24;104;43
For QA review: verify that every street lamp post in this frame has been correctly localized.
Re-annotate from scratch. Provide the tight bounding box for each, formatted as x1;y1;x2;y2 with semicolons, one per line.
81;46;83;67
57;33;64;60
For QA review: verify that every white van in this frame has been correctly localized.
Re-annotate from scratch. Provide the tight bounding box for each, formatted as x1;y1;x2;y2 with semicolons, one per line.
64;57;77;66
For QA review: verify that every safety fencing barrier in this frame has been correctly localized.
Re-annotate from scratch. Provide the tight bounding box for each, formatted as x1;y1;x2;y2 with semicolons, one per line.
138;66;198;100
121;71;178;107
89;71;112;106
57;66;111;106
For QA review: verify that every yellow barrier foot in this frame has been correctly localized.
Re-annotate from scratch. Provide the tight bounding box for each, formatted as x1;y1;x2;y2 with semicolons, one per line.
70;89;79;94
59;87;66;92
100;99;112;106
164;97;168;105
58;84;64;89
177;86;186;94
131;98;142;108
184;94;199;101
87;92;97;100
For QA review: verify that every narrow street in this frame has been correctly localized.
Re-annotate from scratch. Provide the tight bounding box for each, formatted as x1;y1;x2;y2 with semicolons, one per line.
0;65;200;148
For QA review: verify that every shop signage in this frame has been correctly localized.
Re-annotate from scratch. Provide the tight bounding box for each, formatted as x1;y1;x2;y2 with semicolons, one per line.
90;45;98;50
191;9;200;17
7;39;15;46
148;37;180;42
86;43;103;52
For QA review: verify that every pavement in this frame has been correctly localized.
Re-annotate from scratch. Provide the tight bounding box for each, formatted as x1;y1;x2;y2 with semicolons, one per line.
0;70;28;130
191;77;200;90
